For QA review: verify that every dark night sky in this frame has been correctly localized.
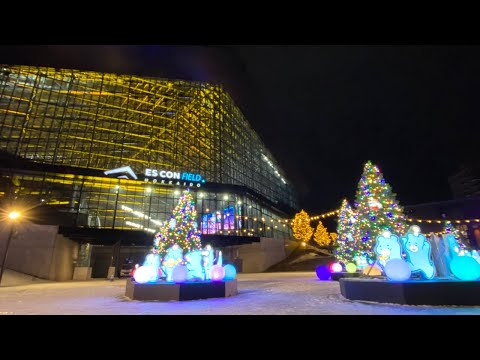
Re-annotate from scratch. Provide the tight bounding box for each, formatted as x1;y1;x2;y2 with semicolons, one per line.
1;45;479;213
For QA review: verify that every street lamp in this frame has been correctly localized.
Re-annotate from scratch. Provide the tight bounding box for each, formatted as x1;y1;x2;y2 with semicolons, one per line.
0;211;21;285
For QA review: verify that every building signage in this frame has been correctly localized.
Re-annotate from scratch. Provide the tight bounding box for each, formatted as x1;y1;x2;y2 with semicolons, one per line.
144;168;205;187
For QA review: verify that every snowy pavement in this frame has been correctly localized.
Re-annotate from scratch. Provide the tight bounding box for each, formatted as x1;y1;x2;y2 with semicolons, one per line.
1;272;479;315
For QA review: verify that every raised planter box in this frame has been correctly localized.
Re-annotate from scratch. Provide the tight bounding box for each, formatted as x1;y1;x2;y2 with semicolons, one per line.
340;277;480;306
125;279;238;301
331;272;361;281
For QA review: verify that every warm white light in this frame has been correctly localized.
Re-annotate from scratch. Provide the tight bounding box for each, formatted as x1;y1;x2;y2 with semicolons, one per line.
206;208;210;212
223;195;228;200
8;211;20;220
199;193;204;198
115;185;120;189
174;190;180;195
41;199;45;202
237;201;242;205
145;187;152;193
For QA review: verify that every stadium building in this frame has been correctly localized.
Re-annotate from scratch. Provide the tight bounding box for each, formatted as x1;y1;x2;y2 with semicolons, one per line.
0;65;299;279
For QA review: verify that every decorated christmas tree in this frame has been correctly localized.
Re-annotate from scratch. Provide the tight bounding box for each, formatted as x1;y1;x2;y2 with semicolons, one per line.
313;221;331;246
353;161;407;262
292;209;314;243
443;220;468;253
335;199;357;264
153;189;202;258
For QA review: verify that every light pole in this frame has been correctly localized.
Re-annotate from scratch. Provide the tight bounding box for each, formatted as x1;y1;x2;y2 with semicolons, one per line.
0;211;21;286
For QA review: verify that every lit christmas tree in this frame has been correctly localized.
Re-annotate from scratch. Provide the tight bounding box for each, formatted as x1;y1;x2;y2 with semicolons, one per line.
329;232;338;244
353;161;407;262
335;199;357;264
443;220;468;253
292;209;314;243
313;221;331;246
153;189;202;258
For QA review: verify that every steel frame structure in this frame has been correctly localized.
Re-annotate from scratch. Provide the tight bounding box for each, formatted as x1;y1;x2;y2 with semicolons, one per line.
0;65;297;239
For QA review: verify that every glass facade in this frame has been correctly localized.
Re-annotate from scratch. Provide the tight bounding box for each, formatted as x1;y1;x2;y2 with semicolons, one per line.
0;65;297;240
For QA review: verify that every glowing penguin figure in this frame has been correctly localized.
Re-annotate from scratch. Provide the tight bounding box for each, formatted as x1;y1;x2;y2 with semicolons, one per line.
184;250;204;280
216;251;223;266
141;253;161;282
202;244;215;280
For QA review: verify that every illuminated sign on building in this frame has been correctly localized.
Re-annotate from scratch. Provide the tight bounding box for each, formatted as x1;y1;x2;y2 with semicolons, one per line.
144;168;206;187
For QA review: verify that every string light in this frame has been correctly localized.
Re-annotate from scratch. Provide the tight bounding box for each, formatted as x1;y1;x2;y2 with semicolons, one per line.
406;217;480;224
335;199;356;264
292;209;314;243
153;189;202;258
351;161;407;261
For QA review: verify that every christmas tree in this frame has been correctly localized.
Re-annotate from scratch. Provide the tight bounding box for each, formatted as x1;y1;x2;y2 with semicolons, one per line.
313;221;331;246
153;189;202;258
335;199;357;264
292;209;314;243
330;232;338;244
353;161;407;262
444;220;468;253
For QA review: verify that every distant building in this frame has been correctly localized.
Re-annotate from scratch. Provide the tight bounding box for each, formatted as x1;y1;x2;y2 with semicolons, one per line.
448;162;480;198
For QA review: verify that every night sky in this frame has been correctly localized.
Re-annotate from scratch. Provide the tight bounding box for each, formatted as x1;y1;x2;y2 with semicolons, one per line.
1;45;479;213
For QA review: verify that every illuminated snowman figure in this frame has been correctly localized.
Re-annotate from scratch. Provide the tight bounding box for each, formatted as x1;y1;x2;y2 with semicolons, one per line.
202;244;215;280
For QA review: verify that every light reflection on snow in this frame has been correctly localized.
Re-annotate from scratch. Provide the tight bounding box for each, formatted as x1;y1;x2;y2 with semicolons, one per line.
0;272;479;315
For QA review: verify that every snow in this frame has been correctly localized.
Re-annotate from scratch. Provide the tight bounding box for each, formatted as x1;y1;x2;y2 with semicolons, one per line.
1;272;480;315
0;269;51;287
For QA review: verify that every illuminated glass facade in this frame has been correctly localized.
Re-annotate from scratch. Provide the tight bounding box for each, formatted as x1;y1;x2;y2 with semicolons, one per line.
0;65;297;240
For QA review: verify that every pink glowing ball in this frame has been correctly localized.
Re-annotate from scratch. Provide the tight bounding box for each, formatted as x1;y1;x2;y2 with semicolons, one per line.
211;265;225;281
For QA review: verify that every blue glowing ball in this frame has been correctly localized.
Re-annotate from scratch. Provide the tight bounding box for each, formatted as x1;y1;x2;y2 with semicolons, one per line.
316;265;331;281
211;265;225;281
384;258;411;282
172;264;189;283
450;256;480;281
223;264;237;280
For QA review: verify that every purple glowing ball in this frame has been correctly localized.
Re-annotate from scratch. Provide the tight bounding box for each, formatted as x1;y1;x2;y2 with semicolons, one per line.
316;265;331;281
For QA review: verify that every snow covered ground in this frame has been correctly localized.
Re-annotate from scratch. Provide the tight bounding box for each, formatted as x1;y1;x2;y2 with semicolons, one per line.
0;272;479;315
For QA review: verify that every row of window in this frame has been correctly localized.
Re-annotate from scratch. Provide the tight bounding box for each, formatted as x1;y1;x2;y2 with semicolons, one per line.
1;170;292;240
0;65;298;210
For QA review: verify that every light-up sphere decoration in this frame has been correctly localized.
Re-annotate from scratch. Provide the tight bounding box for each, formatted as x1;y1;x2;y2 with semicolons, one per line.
384;259;411;281
316;265;331;280
450;256;480;281
172;264;189;283
363;265;382;276
331;263;343;273
345;263;357;273
223;264;237;280
211;265;225;281
134;266;158;284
